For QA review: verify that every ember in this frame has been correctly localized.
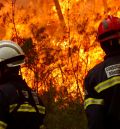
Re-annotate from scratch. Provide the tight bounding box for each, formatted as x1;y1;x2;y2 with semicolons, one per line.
0;0;120;101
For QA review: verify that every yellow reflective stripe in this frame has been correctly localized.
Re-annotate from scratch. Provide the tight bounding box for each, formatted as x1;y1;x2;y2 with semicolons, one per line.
9;102;45;114
84;98;104;109
18;104;36;112
0;121;7;129
37;105;45;114
9;104;17;112
40;125;45;129
95;76;120;93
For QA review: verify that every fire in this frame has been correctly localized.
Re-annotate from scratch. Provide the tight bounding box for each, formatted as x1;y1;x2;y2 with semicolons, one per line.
0;0;120;101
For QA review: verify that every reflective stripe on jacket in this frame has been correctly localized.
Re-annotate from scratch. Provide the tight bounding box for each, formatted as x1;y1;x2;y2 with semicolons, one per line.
9;102;45;114
95;76;120;93
0;121;7;129
84;98;104;109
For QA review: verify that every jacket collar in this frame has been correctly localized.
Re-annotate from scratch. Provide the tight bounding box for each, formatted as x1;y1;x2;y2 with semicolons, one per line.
104;51;120;60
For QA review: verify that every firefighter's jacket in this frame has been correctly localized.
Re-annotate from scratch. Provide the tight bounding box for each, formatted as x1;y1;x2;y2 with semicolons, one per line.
84;52;120;129
0;75;45;129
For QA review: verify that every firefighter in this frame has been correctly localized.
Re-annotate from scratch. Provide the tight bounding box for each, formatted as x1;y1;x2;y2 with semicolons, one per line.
0;40;45;129
84;15;120;129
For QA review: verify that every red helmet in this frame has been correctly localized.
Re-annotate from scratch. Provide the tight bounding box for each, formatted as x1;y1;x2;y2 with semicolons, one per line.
97;15;120;43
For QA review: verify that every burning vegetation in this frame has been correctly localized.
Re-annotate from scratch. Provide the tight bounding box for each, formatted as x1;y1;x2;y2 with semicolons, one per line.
0;0;120;102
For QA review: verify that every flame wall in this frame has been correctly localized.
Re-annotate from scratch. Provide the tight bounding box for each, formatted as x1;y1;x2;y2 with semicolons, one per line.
0;0;120;100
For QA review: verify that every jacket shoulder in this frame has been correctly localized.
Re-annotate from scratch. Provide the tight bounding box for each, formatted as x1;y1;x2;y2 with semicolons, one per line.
84;61;105;95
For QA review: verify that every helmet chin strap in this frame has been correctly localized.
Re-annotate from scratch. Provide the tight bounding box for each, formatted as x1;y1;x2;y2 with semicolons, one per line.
19;67;23;79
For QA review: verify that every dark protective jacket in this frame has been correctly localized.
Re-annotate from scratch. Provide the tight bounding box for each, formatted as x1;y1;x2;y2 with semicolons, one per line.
0;75;45;129
84;52;120;129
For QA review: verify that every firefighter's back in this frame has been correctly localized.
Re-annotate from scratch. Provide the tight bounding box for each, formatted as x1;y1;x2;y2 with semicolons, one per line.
0;76;45;129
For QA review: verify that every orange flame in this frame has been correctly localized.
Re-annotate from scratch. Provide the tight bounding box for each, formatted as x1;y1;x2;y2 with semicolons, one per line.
0;0;120;100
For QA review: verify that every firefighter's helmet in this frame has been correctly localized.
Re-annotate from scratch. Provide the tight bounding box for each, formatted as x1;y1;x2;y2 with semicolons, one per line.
0;40;25;67
97;15;120;43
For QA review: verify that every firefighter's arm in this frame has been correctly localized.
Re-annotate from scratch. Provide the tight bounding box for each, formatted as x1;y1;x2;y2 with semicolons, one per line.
0;91;8;129
84;76;105;129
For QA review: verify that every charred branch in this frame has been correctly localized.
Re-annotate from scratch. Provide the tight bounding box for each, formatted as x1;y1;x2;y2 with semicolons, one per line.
53;0;66;29
102;0;108;13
